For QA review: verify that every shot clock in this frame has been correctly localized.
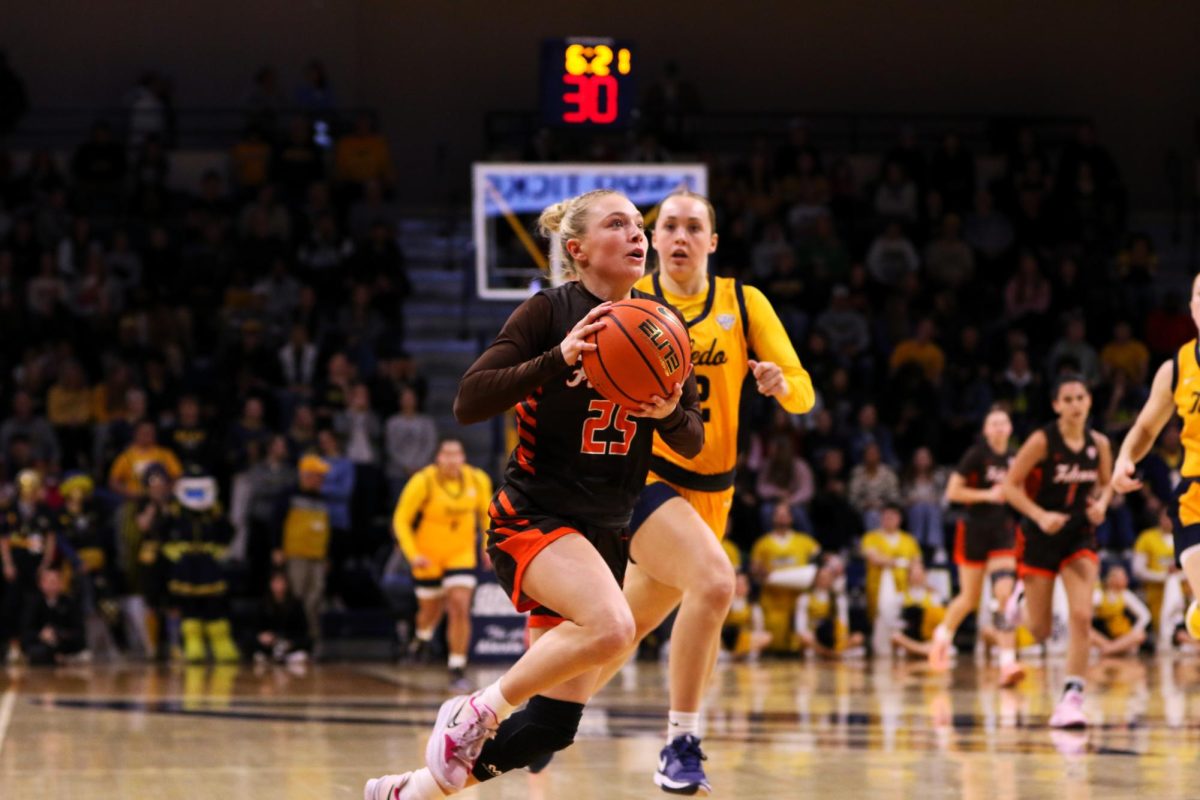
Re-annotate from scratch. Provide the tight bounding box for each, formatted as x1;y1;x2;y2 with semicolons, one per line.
540;37;636;127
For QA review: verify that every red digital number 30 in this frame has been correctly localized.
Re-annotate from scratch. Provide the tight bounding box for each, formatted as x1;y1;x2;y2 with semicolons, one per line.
562;75;619;124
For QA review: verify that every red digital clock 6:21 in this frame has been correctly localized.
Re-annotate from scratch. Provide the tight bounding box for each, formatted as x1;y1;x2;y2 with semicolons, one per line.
540;37;636;127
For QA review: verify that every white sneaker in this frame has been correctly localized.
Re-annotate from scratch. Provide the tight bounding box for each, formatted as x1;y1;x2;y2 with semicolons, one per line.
364;772;411;800
425;693;499;792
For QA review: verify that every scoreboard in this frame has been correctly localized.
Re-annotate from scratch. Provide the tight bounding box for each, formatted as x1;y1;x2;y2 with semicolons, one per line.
540;37;635;127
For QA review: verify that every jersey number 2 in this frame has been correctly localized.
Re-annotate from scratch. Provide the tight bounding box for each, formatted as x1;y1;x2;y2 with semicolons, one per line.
581;399;637;455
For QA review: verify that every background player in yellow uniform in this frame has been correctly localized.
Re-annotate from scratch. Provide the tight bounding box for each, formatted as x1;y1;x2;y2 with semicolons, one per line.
589;189;814;795
1132;507;1176;633
750;503;821;652
1112;272;1200;643
392;437;491;688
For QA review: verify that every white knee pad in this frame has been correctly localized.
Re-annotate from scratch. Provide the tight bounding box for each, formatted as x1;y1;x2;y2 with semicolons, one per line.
443;573;479;591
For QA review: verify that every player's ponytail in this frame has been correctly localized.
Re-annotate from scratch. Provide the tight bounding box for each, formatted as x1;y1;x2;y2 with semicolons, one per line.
537;189;620;278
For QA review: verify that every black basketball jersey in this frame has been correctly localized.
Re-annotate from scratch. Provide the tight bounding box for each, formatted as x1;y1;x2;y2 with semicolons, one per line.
1029;422;1101;520
460;281;702;530
954;442;1011;531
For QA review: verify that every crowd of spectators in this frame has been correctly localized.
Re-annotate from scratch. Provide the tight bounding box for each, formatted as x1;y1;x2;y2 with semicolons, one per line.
0;60;424;664
0;56;1193;664
506;65;1193;658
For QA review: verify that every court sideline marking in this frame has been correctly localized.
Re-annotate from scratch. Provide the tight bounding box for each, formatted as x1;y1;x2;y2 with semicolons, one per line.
0;688;16;756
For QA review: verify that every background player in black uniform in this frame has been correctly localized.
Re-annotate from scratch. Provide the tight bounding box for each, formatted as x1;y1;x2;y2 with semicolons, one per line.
365;189;703;800
929;407;1023;686
1004;375;1112;728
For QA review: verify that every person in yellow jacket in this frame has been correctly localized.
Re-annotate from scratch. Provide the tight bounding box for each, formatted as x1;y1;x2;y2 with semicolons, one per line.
392;437;491;688
860;504;922;621
750;503;821;652
1132;507;1177;633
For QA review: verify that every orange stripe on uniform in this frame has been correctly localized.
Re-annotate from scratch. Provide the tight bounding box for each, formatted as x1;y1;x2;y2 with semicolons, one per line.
497;490;517;516
1060;549;1099;569
954;520;983;567
1018;563;1058;580
494;525;580;612
515;403;536;428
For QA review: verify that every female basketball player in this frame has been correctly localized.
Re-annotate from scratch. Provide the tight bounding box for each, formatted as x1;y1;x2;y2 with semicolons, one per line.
392;437;492;689
364;189;703;800
928;408;1024;686
589;190;814;795
1111;272;1200;646
1003;375;1112;728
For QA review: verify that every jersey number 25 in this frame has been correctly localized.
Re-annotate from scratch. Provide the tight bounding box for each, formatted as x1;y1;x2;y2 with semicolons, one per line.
581;399;637;456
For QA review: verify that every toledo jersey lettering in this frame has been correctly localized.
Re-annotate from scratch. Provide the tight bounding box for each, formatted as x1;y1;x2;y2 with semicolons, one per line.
1028;422;1100;522
955;443;1011;531
635;274;748;477
505;283;683;529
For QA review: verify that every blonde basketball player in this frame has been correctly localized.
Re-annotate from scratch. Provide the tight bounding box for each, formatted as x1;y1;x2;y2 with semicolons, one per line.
598;190;815;794
1111;272;1200;645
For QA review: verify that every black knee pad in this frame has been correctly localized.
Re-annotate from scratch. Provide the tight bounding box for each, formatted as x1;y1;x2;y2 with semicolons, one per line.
989;570;1017;630
472;695;585;782
990;569;1016;587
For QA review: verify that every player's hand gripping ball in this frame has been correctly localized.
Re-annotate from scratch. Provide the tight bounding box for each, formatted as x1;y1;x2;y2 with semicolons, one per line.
582;299;691;410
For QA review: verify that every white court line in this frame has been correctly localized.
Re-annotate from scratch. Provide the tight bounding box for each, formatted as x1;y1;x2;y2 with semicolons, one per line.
0;688;16;756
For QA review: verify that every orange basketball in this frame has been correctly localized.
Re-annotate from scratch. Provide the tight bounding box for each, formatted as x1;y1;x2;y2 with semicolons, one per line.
582;298;691;410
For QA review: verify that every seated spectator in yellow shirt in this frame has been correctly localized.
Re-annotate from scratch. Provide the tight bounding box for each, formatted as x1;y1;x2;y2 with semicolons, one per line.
1099;321;1150;384
888;318;945;384
108;421;183;499
334;113;395;190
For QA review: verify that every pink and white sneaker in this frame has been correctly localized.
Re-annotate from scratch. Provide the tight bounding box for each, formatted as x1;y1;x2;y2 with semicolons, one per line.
1049;689;1087;729
425;693;499;791
364;772;411;800
998;661;1026;688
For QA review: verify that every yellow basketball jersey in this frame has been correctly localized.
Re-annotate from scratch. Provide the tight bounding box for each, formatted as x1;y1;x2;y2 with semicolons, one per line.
1172;340;1200;477
633;273;814;485
392;465;492;560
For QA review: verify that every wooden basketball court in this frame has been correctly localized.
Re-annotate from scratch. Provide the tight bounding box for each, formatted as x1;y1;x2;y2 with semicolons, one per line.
2;656;1198;798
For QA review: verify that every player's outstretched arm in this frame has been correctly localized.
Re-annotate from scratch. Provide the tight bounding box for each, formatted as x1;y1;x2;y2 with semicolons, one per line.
1112;360;1175;494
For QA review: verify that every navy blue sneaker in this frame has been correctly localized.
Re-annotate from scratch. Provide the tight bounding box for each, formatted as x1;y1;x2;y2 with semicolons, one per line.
654;734;711;795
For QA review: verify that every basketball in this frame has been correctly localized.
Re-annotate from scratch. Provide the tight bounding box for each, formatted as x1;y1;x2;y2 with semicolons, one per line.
582;299;691;409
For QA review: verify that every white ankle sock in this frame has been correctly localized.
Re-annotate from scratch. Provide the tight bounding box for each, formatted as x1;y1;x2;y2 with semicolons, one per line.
399;768;446;799
667;710;701;744
933;624;952;644
447;654;467;670
477;681;516;721
998;648;1015;667
416;628;434;642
